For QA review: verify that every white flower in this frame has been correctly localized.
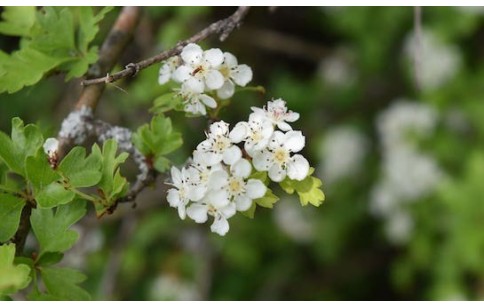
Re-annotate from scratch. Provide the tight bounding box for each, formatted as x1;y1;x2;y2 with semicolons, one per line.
229;113;274;156
43;137;59;156
158;56;181;85
216;52;253;99
196;121;241;166
166;166;205;220
186;194;237;236
253;130;309;182
212;159;267;212
251;98;300;131
177;83;217;116
173;43;225;92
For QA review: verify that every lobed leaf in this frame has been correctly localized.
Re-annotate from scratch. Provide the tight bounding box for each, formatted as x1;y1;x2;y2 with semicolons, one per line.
0;244;31;296
279;168;325;207
39;267;90;300
0;194;26;242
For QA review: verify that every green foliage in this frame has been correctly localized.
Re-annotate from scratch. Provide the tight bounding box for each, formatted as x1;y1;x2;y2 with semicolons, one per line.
92;139;129;213
0;7;112;94
151;91;185;114
279;168;325;207
36;267;90;300
58;146;103;187
0;194;26;242
243;171;279;218
30;199;86;257
0;244;31;296
0;117;43;176
132;115;183;172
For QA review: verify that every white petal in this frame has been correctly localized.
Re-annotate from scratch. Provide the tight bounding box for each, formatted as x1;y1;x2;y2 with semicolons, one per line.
170;166;182;187
220;202;237;218
235;195;252;211
287;154;310;181
158;64;171;85
209;121;229;136
229;122;248;143
216;80;235;99
231;64;253;86
270;131;286;149
208;189;230;207
167;188;182;208
252;151;272;171
284;130;305;153
276;122;293;131
187;203;208;223
187;185;206;202
199;94;217;108
268;164;286;182
246;179;267;199
43;137;59;155
222;145;242;165
284;111;300;122
184;77;204;93
197;151;222;166
181;43;203;65
210;214;229;236
208;170;229;190
231;158;251;178
184;101;206;116
223;52;238;67
204;48;224;67
172;65;192;82
177;204;186;220
204;70;224;90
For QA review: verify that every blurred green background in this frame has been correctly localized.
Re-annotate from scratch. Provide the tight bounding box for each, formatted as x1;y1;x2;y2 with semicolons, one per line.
1;6;484;300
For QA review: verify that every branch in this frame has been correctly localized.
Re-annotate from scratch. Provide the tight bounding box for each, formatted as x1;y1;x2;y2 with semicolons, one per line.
81;6;250;86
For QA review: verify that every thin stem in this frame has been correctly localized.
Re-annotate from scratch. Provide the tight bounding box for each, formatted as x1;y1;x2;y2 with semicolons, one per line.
81;6;250;86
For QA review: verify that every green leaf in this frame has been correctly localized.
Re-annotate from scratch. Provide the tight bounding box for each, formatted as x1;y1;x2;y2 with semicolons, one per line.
76;7;113;52
25;150;75;208
279;168;325;207
255;188;279;209
0;7;36;37
30;199;86;256
93;140;129;207
36;252;64;266
0;194;26;242
132;115;182;172
39;267;90;300
0;244;31;296
58;146;103;188
0;118;43;175
150;92;184;113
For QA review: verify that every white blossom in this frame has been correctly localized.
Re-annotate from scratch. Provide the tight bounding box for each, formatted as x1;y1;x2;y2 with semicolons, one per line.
216;52;253;99
196;121;241;166
186;195;237;236
229;112;274;156
166;166;205;220
253;130;309;182
43;137;59;156
158;56;181;85
177;83;217;116
251;98;300;131
173;43;225;92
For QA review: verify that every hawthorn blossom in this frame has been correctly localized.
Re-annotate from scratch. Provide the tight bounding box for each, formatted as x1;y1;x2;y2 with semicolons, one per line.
229;112;274;156
158;56;181;85
166;166;205;220
176;83;217;116
216;52;253;99
173;43;225;92
196;121;241;166
253;130;309;182
43;137;59;156
186;195;237;236
251;98;300;131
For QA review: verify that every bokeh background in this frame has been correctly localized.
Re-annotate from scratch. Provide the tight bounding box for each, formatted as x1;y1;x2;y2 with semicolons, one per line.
1;6;484;300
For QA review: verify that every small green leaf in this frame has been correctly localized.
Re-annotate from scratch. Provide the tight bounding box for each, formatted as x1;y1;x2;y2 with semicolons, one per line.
254;188;279;209
58;146;102;188
36;252;64;266
30;199;86;256
0;244;31;296
0;194;26;242
39;267;90;300
279;168;325;207
92;140;129;209
0;7;36;37
35;182;76;209
150;92;184;113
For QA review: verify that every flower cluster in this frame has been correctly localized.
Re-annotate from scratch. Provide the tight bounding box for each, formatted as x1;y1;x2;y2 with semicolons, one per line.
159;43;253;116
166;99;311;235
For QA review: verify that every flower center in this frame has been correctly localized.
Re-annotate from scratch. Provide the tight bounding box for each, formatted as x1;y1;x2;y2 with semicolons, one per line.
214;136;230;153
228;178;245;195
274;148;289;165
219;65;231;80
